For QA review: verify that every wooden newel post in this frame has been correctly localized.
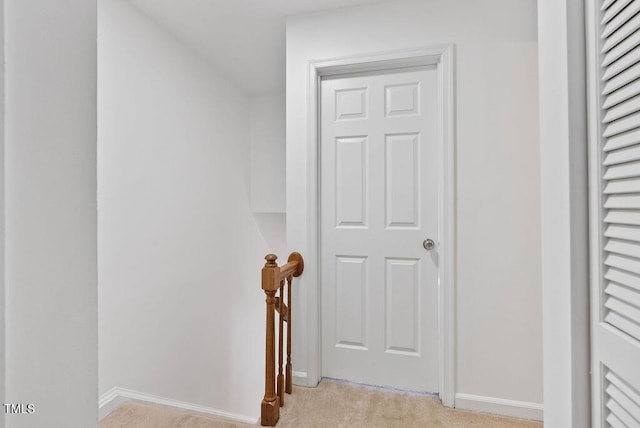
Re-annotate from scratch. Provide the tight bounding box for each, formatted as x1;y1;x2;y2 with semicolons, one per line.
261;254;280;426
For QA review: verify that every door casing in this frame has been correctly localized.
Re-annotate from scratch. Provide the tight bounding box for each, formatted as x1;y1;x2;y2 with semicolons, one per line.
302;45;456;406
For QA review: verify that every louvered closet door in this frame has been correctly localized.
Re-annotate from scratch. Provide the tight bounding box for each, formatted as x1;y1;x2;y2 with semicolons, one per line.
589;1;640;426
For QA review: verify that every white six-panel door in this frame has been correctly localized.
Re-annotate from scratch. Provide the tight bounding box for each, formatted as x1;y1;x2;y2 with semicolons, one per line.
588;1;640;426
320;67;439;392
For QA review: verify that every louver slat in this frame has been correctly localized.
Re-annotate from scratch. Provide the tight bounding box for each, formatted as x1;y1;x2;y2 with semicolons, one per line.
605;239;640;258
607;372;640;412
604;269;640;291
605;310;640;343
605;194;640;209
604;297;640;327
603;177;640;193
603;31;640;67
606;283;640;308
604;160;640;179
606;396;640;427
604;370;640;427
605;267;640;290
603;111;640;138
604;94;640;123
603;0;634;25
605;225;640;243
604;128;640;152
602;59;640;95
603;8;640;52
607;384;640;423
604;144;640;165
604;79;640;109
605;253;640;276
605;413;625;428
605;210;640;225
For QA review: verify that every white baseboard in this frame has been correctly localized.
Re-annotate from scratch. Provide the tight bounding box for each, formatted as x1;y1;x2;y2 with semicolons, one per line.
292;370;308;386
455;393;543;421
99;387;130;420
98;387;259;425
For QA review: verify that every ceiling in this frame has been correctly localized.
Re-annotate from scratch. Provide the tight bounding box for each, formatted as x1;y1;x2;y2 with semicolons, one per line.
128;0;394;95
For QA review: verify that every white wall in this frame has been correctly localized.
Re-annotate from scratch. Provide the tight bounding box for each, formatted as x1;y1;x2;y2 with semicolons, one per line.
5;0;98;426
286;0;543;418
249;93;287;258
98;0;269;421
250;93;286;214
537;0;590;427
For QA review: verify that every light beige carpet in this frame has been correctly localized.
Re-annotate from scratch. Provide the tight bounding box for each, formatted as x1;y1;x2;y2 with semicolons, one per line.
101;380;543;427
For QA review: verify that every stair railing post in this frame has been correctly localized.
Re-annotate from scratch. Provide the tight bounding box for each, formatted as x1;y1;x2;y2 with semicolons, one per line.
278;279;285;406
284;252;303;395
261;254;280;426
285;275;293;394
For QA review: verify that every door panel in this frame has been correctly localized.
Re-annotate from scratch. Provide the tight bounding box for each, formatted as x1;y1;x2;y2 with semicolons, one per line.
335;256;368;349
336;136;368;227
385;257;421;355
386;133;420;228
320;67;439;392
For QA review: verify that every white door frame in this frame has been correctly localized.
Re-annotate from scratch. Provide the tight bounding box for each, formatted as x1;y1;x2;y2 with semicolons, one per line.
304;45;456;406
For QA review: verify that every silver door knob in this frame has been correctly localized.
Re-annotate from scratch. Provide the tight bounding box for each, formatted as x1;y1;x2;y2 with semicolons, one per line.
423;239;435;251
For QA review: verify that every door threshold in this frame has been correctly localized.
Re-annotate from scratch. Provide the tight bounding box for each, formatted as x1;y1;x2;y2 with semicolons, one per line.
320;376;438;397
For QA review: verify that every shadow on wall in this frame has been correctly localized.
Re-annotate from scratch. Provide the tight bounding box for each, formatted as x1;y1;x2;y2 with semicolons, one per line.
253;213;287;258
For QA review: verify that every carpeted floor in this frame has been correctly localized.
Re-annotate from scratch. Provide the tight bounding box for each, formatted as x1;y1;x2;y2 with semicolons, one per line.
101;380;543;427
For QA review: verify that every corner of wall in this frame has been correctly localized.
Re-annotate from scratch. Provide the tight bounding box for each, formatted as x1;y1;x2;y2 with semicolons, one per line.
0;0;5;424
537;0;590;426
